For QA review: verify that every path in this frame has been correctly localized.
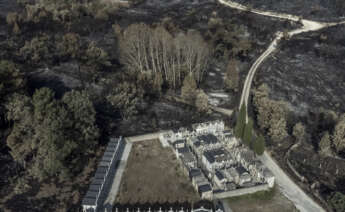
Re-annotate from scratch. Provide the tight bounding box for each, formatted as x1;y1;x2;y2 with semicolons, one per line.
212;106;233;116
215;1;345;211
258;152;325;212
217;0;345;122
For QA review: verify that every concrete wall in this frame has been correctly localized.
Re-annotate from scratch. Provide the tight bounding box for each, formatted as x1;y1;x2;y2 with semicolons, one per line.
213;184;270;199
126;131;165;143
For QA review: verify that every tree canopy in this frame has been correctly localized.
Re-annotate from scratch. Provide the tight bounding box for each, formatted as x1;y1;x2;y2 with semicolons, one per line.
6;88;99;181
235;104;246;139
243;118;253;147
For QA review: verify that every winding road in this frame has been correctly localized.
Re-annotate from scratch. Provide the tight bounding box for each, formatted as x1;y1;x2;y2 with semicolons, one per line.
217;0;345;122
216;0;345;211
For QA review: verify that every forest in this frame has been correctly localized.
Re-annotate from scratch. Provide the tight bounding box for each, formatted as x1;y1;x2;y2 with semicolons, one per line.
0;0;344;211
0;0;254;210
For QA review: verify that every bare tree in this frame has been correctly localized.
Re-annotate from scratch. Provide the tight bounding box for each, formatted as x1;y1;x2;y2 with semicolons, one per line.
118;23;211;89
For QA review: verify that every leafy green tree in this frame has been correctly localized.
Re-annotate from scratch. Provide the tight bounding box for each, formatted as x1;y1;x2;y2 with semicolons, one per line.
32;87;56;123
0;60;25;99
243;118;253;147
181;73;197;104
82;41;110;68
19;34;52;65
107;82;143;120
254;134;265;155
33;101;74;179
62;90;99;151
253;84;288;142
6;88;99;181
235;104;246;139
5;94;34;164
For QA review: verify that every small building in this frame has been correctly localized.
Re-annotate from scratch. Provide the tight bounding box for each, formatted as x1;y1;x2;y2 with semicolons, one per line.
238;150;255;169
202;148;229;173
239;172;252;186
82;197;97;212
224;167;239;183
181;151;197;168
176;147;189;158
173;139;186;149
214;170;226;189
192;121;224;135
189;168;203;179
198;184;213;200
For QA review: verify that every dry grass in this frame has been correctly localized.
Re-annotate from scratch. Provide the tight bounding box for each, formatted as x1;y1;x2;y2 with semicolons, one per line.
116;139;200;204
226;186;298;212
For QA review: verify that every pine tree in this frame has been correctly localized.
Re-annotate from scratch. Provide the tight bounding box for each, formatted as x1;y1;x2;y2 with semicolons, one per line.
243;118;253;147
235;104;246;139
255;135;265;155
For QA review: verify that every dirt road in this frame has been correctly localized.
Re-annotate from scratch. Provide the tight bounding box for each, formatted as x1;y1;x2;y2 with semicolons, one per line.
259;152;325;212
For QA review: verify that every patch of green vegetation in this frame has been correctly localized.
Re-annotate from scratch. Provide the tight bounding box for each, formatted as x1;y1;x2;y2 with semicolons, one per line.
226;185;276;203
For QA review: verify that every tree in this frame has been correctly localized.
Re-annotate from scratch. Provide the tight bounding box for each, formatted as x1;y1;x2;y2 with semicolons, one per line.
6;87;99;181
319;132;332;156
5;94;34;164
268;117;288;142
195;89;209;113
181;73;197;104
19;34;51;65
333;114;345;154
224;59;239;91
152;72;163;96
107;82;143;120
13;22;21;35
32;87;56;123
235;104;246;139
329;192;345;212
119;23;210;89
253;83;288;142
57;32;81;58
62;90;99;151
292;122;306;142
243;118;253;147
254;135;265;155
0;60;25;100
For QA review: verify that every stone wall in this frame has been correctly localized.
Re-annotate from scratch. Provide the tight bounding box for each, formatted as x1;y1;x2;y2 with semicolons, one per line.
213;184;270;199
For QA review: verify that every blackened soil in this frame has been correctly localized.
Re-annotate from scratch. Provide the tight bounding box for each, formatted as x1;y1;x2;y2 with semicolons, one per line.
256;25;345;116
231;0;345;22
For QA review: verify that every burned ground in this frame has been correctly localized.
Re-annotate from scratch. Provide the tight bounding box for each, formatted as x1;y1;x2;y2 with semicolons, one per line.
231;0;345;21
252;24;345;210
255;24;345;116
